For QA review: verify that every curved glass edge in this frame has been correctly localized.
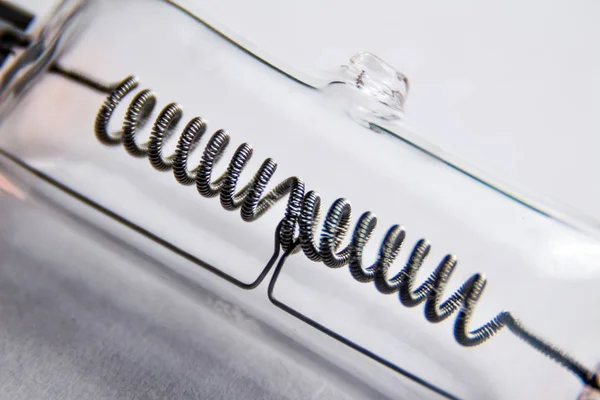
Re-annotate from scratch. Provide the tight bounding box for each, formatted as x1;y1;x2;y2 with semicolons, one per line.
169;0;600;240
2;0;596;240
373;122;600;239
0;0;90;119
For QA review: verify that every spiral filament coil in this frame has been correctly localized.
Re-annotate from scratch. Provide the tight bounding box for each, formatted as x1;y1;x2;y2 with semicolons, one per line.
95;76;304;255
94;75;600;393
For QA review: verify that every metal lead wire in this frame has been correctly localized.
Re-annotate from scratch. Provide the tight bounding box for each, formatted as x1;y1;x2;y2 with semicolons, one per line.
91;75;599;392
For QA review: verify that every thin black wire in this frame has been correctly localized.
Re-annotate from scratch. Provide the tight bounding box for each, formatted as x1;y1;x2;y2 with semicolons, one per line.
267;238;460;400
49;63;114;93
0;149;460;399
0;149;278;290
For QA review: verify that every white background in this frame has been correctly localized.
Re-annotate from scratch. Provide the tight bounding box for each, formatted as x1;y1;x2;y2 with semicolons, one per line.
173;0;600;226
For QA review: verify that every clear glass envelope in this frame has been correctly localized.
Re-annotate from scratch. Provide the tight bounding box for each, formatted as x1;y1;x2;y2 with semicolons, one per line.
0;1;598;398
